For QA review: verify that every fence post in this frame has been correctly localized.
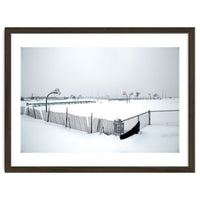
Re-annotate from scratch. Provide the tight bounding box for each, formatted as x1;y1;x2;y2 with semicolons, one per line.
114;119;124;135
97;119;101;132
91;113;93;133
148;110;151;125
47;106;50;122
66;107;68;127
27;106;30;116
33;106;36;119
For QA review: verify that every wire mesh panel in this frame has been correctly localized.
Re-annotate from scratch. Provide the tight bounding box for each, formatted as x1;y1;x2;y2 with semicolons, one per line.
41;109;89;133
88;117;114;135
42;110;48;121
90;118;99;133
34;109;42;120
67;113;88;132
100;118;115;135
122;111;149;133
123;117;138;133
25;106;42;120
25;107;35;118
151;110;179;126
26;107;179;138
48;111;66;126
139;112;149;129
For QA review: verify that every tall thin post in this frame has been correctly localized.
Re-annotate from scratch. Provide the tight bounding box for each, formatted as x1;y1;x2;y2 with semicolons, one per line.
47;106;50;122
45;93;50;112
45;92;54;112
91;113;93;133
33;106;36;119
66;107;68;127
148;110;151;125
27;106;30;116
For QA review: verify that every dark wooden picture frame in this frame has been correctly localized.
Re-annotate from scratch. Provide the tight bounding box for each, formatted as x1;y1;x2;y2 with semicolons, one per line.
5;27;195;173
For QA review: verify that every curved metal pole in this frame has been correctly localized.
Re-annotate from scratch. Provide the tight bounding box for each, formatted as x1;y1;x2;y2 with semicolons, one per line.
46;92;55;112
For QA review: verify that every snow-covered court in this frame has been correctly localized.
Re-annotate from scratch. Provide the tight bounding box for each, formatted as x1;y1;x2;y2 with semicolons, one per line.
21;99;179;153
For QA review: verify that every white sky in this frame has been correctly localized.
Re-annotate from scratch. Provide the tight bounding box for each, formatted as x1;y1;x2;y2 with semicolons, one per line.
21;47;179;98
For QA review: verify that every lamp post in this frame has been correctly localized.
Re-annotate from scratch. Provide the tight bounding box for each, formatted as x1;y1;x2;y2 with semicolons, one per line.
45;88;61;112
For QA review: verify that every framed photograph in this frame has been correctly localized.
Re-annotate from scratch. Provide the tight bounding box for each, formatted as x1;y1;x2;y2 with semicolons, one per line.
5;27;195;172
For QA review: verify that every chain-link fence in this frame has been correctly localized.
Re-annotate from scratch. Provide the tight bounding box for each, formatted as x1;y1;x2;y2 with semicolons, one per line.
25;106;43;120
122;110;179;134
22;106;115;135
88;117;115;135
21;105;179;136
122;111;150;133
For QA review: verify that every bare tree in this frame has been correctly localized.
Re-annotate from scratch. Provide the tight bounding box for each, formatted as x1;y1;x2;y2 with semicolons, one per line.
77;94;82;100
70;94;76;100
135;92;140;98
153;93;160;99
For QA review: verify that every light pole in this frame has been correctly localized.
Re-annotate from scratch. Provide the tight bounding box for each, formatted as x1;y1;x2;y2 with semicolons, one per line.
45;88;61;112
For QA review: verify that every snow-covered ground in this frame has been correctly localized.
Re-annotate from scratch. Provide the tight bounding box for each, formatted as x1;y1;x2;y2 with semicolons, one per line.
21;98;179;153
22;98;179;120
21;115;179;153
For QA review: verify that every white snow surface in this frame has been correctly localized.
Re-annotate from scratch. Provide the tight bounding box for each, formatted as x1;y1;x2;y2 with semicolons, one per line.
22;98;179;120
21;116;179;153
21;99;179;153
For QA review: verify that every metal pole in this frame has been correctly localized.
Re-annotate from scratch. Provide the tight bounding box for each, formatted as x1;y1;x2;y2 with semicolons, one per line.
66;107;68;127
46;92;54;112
47;106;50;122
91;113;93;133
33;106;36;119
27;106;29;115
46;95;48;112
148;110;151;125
46;93;50;112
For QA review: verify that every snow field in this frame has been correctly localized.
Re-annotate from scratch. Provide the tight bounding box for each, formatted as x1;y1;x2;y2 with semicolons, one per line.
22;98;179;120
21;115;179;153
21;98;179;153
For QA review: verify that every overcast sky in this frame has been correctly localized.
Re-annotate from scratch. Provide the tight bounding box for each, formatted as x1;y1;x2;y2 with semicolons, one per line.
21;47;179;98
